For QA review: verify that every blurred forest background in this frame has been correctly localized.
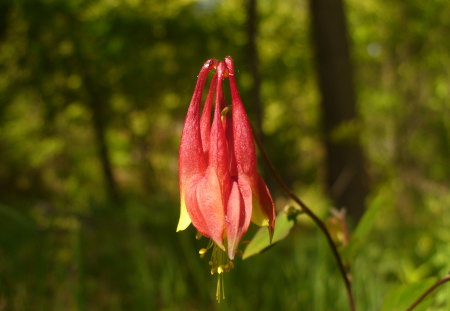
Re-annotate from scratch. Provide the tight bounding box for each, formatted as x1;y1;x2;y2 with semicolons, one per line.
0;0;449;310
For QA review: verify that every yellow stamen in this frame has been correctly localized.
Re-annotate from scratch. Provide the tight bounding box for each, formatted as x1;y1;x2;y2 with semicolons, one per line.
221;273;225;300
198;240;234;302
209;244;233;302
221;106;231;123
199;248;208;258
215;272;227;302
197;240;214;259
216;274;221;302
221;106;231;117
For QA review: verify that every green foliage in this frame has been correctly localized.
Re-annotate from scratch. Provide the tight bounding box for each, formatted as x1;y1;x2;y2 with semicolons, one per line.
341;196;384;260
380;278;436;311
242;211;296;259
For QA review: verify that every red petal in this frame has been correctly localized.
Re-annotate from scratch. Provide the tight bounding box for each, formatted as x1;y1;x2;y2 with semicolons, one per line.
226;57;257;177
196;169;225;249
226;179;251;259
185;170;225;249
200;73;217;155
179;59;216;231
179;59;216;182
225;56;276;234
208;62;232;203
256;174;276;238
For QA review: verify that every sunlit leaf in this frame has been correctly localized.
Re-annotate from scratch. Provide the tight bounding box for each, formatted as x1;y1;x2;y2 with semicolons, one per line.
0;203;35;230
242;212;295;260
341;202;382;260
380;278;436;311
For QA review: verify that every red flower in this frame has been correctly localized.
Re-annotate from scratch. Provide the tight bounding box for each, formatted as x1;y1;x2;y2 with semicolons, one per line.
177;57;276;260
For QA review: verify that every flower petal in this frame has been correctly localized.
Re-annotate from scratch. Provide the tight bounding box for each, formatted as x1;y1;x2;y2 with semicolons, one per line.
179;59;216;179
176;192;191;231
228;77;257;176
194;169;225;249
178;59;217;231
226;180;251;259
181;172;225;249
225;56;276;236
209;62;230;181
252;174;276;239
200;73;217;155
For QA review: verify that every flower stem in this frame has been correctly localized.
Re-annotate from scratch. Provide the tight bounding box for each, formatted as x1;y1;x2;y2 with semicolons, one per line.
252;127;356;311
404;275;450;311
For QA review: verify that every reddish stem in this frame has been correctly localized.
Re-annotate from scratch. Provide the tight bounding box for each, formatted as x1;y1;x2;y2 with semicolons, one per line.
405;275;450;311
252;127;356;311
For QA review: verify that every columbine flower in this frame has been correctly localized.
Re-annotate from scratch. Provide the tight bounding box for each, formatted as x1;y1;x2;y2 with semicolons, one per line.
177;56;276;301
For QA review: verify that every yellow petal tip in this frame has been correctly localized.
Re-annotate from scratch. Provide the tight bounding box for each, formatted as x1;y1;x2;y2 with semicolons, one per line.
176;197;191;232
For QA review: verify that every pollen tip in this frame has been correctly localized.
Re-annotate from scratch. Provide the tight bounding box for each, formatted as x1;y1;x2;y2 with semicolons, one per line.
224;56;234;75
204;58;218;70
216;61;228;78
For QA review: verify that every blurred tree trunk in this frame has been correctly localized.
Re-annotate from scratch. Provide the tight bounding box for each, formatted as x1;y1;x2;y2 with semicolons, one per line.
309;0;369;222
67;16;121;205
0;1;11;40
83;73;121;205
246;0;263;139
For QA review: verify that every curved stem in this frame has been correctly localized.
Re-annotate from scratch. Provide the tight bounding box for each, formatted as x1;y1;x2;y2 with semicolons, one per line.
253;128;356;311
405;275;450;311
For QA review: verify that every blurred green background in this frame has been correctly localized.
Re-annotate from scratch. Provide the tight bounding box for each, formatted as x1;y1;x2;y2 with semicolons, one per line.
0;0;449;310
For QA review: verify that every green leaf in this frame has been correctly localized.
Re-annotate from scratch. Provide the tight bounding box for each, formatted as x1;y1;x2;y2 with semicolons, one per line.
380;278;437;311
242;212;295;260
0;203;35;229
341;202;382;260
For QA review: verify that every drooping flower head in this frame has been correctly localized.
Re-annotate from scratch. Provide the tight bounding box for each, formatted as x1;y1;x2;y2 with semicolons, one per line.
177;56;276;301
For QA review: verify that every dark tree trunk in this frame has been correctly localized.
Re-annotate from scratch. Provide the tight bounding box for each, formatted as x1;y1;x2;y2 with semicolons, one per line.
67;15;121;205
246;0;263;139
83;74;121;205
309;0;369;222
0;1;11;40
